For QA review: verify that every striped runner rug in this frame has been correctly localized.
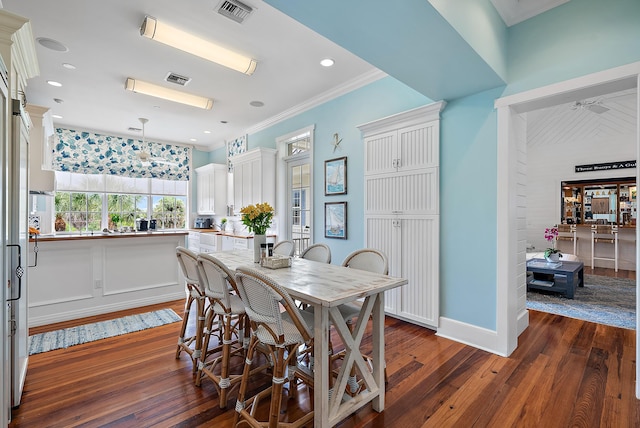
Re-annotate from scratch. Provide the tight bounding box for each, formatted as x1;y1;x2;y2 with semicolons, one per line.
29;308;182;355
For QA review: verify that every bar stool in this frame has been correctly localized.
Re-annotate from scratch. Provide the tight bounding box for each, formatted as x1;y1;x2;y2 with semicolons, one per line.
175;247;207;372
234;266;314;428
195;254;250;408
591;225;618;272
556;224;578;255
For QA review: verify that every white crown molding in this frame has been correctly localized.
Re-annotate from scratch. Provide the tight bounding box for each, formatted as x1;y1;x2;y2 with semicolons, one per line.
245;68;387;136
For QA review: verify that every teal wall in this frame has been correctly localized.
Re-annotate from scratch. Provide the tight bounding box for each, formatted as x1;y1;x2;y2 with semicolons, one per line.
237;76;431;264
429;0;507;81
439;87;503;328
194;0;640;332
506;0;640;95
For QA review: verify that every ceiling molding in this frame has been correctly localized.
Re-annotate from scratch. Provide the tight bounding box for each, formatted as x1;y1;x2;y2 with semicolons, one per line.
490;0;570;27
244;68;387;139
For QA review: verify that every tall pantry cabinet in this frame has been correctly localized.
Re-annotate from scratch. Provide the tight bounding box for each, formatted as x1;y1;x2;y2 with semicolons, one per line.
358;102;445;329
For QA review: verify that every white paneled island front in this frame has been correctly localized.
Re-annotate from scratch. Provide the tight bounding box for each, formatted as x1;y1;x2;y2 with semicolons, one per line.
27;231;187;326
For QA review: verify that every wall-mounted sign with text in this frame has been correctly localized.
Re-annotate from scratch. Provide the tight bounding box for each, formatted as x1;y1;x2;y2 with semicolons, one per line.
575;160;636;173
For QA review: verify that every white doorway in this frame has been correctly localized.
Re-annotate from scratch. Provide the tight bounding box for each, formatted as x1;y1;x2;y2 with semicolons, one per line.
495;63;640;398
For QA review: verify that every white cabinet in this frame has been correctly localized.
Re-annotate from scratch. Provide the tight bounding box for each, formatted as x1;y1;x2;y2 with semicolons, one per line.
232;148;276;213
359;102;445;329
187;231;201;253
199;232;218;253
196;163;227;215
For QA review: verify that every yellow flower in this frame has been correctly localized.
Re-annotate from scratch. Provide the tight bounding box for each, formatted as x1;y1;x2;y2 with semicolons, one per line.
240;202;274;235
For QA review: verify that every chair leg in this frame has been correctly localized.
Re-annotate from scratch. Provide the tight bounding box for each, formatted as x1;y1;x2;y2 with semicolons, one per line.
176;287;197;360
234;335;258;428
218;313;234;409
195;306;215;387
268;346;286;428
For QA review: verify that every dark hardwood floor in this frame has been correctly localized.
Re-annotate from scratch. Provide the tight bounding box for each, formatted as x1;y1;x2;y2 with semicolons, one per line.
10;295;640;428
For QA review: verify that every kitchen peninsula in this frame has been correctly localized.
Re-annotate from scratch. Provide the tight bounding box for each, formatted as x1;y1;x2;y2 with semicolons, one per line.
28;231;187;326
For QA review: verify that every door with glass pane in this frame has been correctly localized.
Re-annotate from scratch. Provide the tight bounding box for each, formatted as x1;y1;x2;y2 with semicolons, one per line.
288;161;311;255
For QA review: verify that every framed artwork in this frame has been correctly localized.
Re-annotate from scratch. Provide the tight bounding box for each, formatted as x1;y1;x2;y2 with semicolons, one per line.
325;202;347;239
324;156;347;195
227;135;247;172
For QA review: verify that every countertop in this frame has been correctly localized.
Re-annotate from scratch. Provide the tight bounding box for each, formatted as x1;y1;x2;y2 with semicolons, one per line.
189;229;276;239
30;230;189;242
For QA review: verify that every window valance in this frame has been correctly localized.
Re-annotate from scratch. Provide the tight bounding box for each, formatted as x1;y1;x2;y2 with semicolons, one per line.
53;128;190;181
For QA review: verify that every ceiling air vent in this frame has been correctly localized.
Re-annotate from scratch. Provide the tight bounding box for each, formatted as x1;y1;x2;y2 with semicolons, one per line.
217;0;253;24
165;72;191;86
128;127;142;132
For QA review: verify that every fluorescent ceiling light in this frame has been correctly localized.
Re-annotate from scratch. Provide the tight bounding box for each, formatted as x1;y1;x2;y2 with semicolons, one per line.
140;16;257;76
125;78;213;110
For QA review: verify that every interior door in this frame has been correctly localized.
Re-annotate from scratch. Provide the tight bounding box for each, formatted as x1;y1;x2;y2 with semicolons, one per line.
287;160;311;255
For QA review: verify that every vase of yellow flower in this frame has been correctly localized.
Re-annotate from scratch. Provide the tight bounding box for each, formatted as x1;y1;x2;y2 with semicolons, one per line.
240;202;274;262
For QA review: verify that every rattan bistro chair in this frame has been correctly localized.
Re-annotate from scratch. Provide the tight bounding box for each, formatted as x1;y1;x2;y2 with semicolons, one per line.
175;247;207;372
272;240;295;257
234;266;314;428
194;254;249;408
300;243;332;264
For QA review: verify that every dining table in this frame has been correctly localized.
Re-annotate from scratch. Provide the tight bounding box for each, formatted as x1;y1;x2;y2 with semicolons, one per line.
212;250;407;428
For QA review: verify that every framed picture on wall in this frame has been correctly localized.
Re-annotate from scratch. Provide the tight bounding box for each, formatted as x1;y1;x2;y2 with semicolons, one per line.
325;201;347;239
324;156;347;195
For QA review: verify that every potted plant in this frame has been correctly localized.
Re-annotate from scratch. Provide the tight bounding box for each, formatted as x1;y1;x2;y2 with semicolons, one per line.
240;203;274;262
543;226;563;262
110;214;121;231
220;217;228;231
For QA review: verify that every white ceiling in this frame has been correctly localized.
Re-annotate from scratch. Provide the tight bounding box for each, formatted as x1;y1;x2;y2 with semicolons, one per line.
527;88;637;147
1;0;377;151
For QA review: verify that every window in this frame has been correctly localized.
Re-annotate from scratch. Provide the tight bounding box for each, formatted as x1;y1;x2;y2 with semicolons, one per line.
54;172;187;232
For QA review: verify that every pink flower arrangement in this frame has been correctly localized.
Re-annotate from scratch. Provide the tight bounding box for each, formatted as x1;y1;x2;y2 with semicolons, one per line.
543;227;562;259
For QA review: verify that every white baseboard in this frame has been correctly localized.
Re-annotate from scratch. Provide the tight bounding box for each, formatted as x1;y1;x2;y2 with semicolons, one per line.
28;292;185;327
517;309;529;336
436;316;508;357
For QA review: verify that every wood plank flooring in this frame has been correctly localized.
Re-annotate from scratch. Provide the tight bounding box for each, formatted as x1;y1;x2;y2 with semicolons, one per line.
10;298;640;427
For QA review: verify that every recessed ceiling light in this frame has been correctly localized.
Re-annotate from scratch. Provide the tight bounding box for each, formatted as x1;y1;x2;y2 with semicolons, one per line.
249;100;264;107
204;130;211;134
36;37;69;52
62;63;76;70
51;114;63;119
190;138;197;142
53;98;64;104
47;80;62;87
320;58;335;67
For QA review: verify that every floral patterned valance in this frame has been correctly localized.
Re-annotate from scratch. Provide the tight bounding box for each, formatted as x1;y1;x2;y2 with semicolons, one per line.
53;128;190;181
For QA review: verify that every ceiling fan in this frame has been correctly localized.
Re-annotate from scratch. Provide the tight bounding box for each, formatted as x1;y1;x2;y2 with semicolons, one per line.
136;118;178;166
570;99;610;114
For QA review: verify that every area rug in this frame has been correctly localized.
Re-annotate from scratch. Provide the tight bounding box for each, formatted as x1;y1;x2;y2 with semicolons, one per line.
29;308;182;355
527;274;636;330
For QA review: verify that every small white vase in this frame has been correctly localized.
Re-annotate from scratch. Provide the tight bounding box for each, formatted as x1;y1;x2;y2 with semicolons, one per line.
253;234;266;263
545;253;561;263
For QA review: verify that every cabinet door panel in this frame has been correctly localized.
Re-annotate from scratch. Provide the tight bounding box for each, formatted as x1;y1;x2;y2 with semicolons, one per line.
398;123;438;171
399;216;438;327
364;131;396;175
395;168;438;214
365;174;398;214
365;216;398;314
